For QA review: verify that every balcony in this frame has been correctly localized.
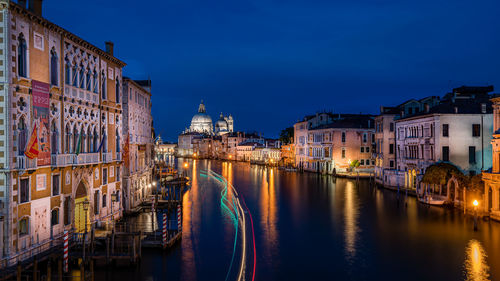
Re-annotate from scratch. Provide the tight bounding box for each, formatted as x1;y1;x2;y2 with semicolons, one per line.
51;154;71;166
74;153;99;165
16;156;37;170
64;86;98;104
51;153;99;166
115;153;122;161
102;152;113;163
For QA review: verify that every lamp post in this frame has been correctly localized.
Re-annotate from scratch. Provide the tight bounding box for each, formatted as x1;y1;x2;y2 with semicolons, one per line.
473;199;479;231
183;162;189;178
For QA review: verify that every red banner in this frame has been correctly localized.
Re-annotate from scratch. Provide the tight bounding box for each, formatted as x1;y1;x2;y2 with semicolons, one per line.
24;124;39;159
32;80;50;166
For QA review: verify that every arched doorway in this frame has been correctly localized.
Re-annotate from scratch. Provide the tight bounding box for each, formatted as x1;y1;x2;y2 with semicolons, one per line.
448;179;456;202
488;187;493;212
74;181;89;233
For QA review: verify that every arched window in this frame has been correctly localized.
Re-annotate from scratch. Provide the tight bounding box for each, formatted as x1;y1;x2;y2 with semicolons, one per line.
116;128;120;153
51;209;59;226
115;79;120;103
51;121;58;155
18;117;27;155
87;127;92;153
65;61;71;85
79;67;85;89
86;71;91;91
72;126;78;154
93;127;98;153
101;72;106;100
50;49;58;86
101;127;107;152
65;124;71;154
93;72;98;94
72;65;78;87
80;127;85;153
19;217;29;236
18;34;27;78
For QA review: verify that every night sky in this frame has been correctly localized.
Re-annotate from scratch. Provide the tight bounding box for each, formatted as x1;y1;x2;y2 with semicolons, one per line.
43;0;500;141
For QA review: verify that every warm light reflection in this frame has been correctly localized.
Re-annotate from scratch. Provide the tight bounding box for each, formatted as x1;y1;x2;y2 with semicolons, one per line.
344;181;359;261
181;159;197;280
464;239;490;281
260;167;278;258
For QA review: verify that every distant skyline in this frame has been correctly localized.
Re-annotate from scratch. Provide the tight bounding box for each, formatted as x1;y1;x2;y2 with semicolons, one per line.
43;0;500;141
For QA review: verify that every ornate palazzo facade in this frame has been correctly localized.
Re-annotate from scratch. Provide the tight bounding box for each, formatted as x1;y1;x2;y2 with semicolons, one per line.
0;0;125;263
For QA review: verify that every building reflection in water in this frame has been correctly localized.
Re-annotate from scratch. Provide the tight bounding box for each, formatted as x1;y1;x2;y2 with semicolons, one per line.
344;181;359;262
260;167;279;259
464;239;490;281
181;159;198;280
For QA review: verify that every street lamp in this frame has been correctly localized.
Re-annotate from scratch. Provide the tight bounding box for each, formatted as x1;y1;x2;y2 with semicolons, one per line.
473;199;479;231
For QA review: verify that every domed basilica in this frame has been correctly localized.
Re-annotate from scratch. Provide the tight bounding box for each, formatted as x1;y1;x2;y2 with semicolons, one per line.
184;101;233;136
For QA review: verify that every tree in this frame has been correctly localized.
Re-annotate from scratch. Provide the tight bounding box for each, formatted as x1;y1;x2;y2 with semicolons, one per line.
350;160;360;171
279;127;294;144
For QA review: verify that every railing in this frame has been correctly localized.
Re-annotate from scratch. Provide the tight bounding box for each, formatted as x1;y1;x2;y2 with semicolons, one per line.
74;153;99;165
102;152;113;163
115;153;122;161
51;153;99;166
0;229;72;269
15;155;37;170
65;86;99;104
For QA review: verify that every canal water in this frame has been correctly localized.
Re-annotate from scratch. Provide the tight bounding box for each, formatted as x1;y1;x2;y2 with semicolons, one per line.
96;158;500;281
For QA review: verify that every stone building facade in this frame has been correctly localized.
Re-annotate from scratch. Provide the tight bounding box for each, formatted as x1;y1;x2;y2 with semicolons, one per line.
0;0;125;263
293;113;375;174
122;78;153;210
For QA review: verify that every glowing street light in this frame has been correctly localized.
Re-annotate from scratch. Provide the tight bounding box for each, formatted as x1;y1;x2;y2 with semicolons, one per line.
193;153;197;157
184;162;189;168
473;199;479;231
229;155;232;159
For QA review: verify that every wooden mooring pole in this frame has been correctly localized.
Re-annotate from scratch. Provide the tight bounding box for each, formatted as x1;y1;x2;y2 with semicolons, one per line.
47;260;52;281
16;262;21;281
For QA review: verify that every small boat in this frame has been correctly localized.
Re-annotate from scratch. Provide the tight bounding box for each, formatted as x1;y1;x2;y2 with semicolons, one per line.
418;195;446;206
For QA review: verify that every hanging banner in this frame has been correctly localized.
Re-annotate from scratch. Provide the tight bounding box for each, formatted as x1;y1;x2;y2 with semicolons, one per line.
32;80;51;166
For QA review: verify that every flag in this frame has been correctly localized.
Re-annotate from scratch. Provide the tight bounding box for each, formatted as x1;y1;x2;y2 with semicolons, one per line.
75;132;82;155
122;134;130;166
24;124;39;159
96;134;105;153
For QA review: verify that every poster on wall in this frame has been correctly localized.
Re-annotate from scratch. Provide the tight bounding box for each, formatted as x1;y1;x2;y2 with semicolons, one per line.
32;80;51;166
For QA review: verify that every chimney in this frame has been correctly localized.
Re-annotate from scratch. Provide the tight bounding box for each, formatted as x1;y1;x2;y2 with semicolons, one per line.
28;0;42;16
481;103;487;114
105;41;114;56
454;106;458;114
425;104;430;113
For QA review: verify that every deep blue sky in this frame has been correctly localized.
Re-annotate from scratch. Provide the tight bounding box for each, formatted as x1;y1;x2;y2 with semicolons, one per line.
43;0;500;141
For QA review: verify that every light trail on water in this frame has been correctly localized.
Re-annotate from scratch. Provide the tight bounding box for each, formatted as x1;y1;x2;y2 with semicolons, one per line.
199;168;256;281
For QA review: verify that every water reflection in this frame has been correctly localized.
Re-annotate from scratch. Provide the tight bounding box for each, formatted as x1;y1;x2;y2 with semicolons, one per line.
344;181;359;261
260;167;278;259
181;159;198;280
464;239;490;281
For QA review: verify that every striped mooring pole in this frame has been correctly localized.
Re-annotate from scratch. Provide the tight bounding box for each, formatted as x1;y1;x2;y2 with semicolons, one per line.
162;213;167;247
177;204;182;231
63;230;69;273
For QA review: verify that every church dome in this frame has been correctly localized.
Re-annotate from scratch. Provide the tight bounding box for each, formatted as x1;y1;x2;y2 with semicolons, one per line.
192;113;213;124
189;101;213;134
